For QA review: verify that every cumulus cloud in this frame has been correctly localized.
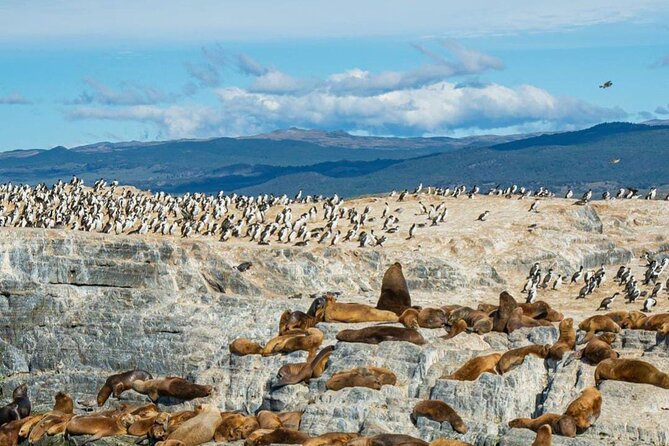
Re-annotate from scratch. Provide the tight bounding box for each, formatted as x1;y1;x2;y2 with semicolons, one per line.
71;77;179;106
0;92;31;105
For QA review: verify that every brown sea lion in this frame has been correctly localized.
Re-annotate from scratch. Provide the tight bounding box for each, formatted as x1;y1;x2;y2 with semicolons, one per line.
620;310;648;329
509;413;576;438
442;353;502;381
595;358;669;389
157;404;222;446
97;369;154;406
263;328;324;357
492;291;518;333
256;411;282;429
214;412;259;442
506;307;552;333
277;412;302;430
429;439;473;446
548;318;576;361
411;400;467;434
603;310;630;326
376;262;412;316
274;345;335;388
0;418;30;446
156;410;198;440
477;303;498;315
578;333;619;364
398;308;420;329
326;367;397;391
348;433;428;446
280;310;319;334
230;338;264;356
336;326;425;345
417;308;448;328
532;424;552;446
443;319;468;340
0;384;30;425
563;387;601;432
22;392;74;442
303;432;360;446
245;427;310;446
131;377;213;402
441;304;463;318
641;313;669;334
313;295;399;323
497;344;550;374
578;316;620;343
65;413;135;445
520;301;563;322
464;310;493;334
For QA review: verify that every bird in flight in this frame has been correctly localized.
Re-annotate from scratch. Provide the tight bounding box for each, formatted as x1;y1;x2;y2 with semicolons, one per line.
609;158;620;164
599;80;613;89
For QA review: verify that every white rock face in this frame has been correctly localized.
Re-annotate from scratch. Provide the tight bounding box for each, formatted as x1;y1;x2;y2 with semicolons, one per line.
2;194;669;446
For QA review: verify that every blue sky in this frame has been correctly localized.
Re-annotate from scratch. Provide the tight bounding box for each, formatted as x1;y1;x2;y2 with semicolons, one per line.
0;0;668;150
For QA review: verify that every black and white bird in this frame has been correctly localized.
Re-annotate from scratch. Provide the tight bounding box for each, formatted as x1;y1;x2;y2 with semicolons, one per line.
571;266;584;284
477;210;490;221
642;295;657;313
552;275;563;290
597;293;618;311
407;223;416;240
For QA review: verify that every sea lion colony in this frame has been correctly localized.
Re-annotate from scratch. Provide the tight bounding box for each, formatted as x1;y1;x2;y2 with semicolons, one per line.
2;258;669;446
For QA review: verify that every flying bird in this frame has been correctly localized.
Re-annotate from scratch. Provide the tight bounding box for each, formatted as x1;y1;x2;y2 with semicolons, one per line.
599;80;613;89
609;158;621;164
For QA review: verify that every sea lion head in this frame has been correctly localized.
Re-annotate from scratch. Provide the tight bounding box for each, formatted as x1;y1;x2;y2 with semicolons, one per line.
307;297;326;319
54;391;74;413
13;384;28;399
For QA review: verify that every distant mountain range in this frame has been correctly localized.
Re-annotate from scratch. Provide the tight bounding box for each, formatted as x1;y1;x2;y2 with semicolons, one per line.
1;122;668;197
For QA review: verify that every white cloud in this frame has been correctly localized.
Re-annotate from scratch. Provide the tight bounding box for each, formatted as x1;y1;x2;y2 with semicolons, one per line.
71;77;179;106
0;92;31;105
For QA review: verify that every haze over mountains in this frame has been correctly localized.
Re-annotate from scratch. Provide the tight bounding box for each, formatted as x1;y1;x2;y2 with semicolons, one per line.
1;122;668;197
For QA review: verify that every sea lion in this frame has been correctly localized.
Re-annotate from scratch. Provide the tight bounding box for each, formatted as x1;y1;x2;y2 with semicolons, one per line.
97;369;154;406
416;308;448;328
159;404;222;446
245;427;310;446
312;295;399;323
509;413;576;438
336;326;425;345
256;410;282;429
443;319;468;340
0;384;30;425
579;333;618;364
442;353;502;381
492;291;518;333
506;307;552;333
65;413;136;445
214;412;259;442
348;433;428;446
477;303;498;315
563;387;601;432
398;308;420;329
230;338;264;356
641;313;669;334
532;424;552;446
619;310;648;329
263;328;324;357
326;367;397;391
22;392;74;442
519;301;563;322
411;400;467;434
548;318;576;361
497;344;550;374
131;377;213;402
274;346;335;388
303;432;360;446
277;412;302;430
595;358;669;389
376;262;412;316
578;315;620;343
429;439;473;446
0;418;30;446
448;307;492;334
280;310;319;334
603;310;630;327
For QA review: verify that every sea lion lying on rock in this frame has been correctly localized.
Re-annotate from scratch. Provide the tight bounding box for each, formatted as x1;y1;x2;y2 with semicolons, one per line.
506;307;552;333
548;318;576;361
97;369;154;406
577;333;619;364
273;346;335;388
230;338;264;356
348;434;428;446
309;295;398;323
156;404;222;446
245;427;310;446
65;413;136;445
21;392;74;443
509;413;576;438
443;319;468;340
442;353;502;381
563;387;601;433
519;301;563;322
578;315;621;343
263;327;324;357
131;377;213;402
336;326;425;345
497;344;550;374
303;432;360;446
326;367;397;391
214;412;259;442
411;400;467;434
279;310;319;334
595;358;669;389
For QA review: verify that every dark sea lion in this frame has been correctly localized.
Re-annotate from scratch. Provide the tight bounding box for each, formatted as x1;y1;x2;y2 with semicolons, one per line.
336;326;425;345
578;315;621;343
563;387;601;433
348;433;428;446
215;412;259;442
492;291;518;333
376;262;412;316
326;367;397;391
548;318;576;361
595;358;669;389
411;400;467;433
442;353;502;381
316;295;398;323
263;328;324;357
230;338;264;356
0;384;30;425
280;310;319;334
519;301;551;319
65;413;136;445
159;404;222;446
497;344;550;374
579;333;618;364
506;307;552;333
131;377;213;402
97;369;154;406
274;345;334;388
303;432;360;446
532;424;552;446
443;319;468;340
245;427;310;446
